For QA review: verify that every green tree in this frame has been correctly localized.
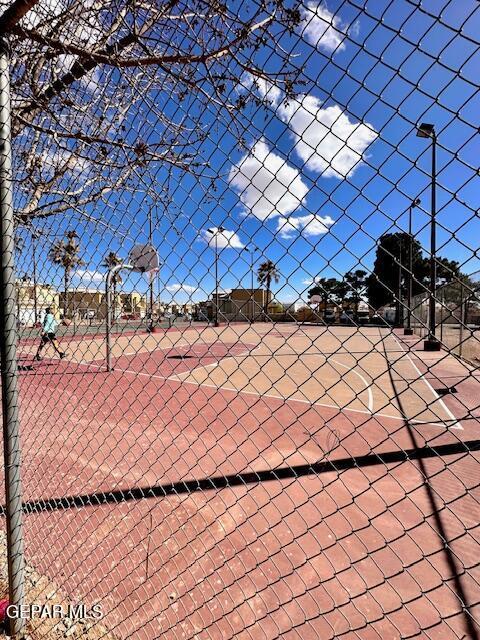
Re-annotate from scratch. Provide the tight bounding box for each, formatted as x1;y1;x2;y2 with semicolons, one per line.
102;251;123;319
308;277;341;320
257;260;281;317
49;230;84;318
344;270;368;316
333;280;350;308
366;232;461;309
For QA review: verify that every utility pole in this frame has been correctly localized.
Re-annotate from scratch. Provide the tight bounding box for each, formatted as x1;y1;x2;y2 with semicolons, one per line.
243;246;259;323
207;227;225;328
215;231;219;327
397;239;402;327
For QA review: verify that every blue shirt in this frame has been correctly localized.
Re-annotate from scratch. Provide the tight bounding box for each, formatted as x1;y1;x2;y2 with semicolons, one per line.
43;313;58;334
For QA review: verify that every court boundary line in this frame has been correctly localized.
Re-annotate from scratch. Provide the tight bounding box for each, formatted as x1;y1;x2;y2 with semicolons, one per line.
391;334;462;430
65;357;456;428
30;334;462;431
331;358;374;412
169;344;261;381
167;343;375;413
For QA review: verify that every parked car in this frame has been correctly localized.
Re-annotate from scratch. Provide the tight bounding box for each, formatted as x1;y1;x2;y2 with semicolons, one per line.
323;309;336;324
340;310;355;325
357;311;370;325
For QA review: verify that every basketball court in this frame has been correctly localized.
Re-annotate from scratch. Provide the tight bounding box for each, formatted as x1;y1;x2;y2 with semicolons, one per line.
12;323;480;638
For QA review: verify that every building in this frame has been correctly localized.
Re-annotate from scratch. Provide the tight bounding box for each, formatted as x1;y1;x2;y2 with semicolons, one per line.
209;288;272;322
119;291;147;318
62;288;107;320
58;289;147;321
16;279;60;326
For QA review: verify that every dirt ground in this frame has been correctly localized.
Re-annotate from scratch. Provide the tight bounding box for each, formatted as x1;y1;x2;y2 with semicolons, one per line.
0;531;117;640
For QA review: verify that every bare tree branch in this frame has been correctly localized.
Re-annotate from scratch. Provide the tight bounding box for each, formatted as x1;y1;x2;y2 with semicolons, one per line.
0;0;42;33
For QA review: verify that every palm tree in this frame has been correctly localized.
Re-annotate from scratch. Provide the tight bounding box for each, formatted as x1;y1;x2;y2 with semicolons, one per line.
49;230;84;318
102;251;123;320
257;260;281;318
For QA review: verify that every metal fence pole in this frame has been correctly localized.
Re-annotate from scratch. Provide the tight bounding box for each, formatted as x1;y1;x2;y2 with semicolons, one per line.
0;36;25;638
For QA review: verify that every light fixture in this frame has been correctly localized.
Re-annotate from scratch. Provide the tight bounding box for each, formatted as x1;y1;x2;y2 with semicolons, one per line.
416;123;435;138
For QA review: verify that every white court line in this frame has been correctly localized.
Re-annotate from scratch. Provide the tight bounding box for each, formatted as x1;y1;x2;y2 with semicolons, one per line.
74;358;443;426
331;358;374;413
391;334;462;430
169;345;260;381
168;344;374;413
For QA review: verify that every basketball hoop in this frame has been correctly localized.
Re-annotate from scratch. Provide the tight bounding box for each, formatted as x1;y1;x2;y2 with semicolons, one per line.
129;244;159;273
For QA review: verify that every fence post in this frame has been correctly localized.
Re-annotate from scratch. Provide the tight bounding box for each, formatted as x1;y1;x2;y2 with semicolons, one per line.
0;36;25;638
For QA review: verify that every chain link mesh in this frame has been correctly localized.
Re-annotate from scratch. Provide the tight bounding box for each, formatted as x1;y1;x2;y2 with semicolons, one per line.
0;0;479;638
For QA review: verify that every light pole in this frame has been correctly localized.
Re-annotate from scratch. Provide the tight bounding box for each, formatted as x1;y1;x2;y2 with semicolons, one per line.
404;197;421;335
0;36;26;637
416;123;440;351
207;227;225;328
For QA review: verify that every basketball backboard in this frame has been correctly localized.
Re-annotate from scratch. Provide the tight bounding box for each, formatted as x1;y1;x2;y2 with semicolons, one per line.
129;244;159;273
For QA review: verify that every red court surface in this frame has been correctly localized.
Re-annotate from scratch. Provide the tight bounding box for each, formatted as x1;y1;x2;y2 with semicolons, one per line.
4;325;480;639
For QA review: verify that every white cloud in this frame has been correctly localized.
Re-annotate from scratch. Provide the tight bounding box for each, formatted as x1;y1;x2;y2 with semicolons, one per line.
242;77;377;180
299;2;349;53
229;139;309;220
277;96;377;178
239;72;282;107
277;214;334;239
41;147;91;180
200;227;244;249
73;269;104;283
166;284;197;294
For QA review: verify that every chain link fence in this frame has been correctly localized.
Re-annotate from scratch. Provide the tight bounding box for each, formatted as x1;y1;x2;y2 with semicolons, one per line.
412;270;480;361
0;0;479;638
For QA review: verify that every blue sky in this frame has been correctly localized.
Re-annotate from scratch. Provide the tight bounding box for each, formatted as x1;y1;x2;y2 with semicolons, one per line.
16;0;480;307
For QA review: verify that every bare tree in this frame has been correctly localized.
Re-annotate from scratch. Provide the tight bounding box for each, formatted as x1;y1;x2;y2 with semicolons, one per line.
3;1;301;232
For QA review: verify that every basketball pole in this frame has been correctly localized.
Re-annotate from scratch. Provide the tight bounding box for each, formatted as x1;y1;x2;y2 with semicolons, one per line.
106;264;133;371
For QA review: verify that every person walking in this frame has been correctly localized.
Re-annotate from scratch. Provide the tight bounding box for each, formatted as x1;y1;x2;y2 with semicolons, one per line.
35;308;66;361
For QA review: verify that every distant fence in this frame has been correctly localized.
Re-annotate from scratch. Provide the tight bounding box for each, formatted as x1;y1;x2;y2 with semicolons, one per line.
412;271;480;361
